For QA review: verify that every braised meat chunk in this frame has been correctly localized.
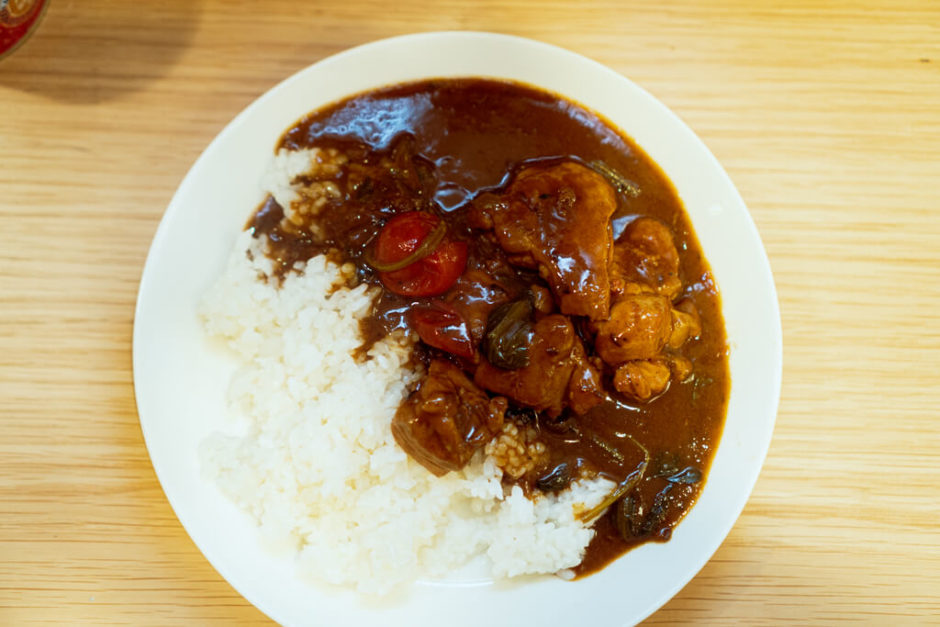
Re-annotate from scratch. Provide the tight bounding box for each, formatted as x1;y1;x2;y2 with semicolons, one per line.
612;359;672;402
593;294;674;365
611;217;682;301
442;269;516;347
668;298;703;348
566;341;606;415
392;360;507;476
472;161;617;321
474;314;604;417
592;294;703;403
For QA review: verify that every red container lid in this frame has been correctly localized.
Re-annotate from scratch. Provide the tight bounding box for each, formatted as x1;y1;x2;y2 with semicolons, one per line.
0;0;49;60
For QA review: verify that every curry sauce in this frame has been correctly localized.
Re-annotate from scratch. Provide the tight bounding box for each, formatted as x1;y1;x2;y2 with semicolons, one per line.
249;79;729;576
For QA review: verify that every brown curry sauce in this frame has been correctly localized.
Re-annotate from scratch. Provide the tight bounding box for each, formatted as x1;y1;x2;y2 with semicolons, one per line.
248;79;729;577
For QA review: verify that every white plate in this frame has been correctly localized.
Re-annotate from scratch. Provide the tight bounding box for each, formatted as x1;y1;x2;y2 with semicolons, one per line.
133;32;782;626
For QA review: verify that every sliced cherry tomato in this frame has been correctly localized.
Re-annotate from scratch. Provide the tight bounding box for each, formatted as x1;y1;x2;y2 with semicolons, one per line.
407;302;475;359
373;212;467;297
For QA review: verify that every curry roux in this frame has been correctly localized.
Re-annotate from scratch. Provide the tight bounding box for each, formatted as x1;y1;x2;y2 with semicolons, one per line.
249;79;729;577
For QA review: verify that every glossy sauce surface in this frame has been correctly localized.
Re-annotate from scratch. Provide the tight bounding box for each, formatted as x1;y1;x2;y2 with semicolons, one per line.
252;79;729;576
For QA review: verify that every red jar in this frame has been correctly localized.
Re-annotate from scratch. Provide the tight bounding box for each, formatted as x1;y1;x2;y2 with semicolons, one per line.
0;0;49;60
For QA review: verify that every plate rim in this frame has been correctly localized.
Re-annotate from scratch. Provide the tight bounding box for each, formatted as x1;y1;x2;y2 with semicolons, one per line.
133;30;782;627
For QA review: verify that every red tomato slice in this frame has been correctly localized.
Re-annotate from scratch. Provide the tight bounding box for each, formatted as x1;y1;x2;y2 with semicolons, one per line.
407;302;475;359
373;212;467;297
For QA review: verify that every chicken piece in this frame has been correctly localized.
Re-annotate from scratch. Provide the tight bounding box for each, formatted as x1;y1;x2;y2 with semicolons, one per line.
593;294;673;366
392;360;507;476
567;347;606;415
613;359;672;402
611;217;682;301
474;314;604;417
472;162;617;320
528;284;555;315
668;300;702;349
443;269;515;347
666;354;694;382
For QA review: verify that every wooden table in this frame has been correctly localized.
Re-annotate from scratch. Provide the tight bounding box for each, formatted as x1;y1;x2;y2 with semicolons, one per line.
2;1;938;624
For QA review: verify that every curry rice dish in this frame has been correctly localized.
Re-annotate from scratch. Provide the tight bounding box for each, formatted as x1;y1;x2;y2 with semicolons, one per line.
199;78;729;594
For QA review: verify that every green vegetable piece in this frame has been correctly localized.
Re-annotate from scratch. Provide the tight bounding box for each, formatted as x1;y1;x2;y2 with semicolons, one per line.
589;160;641;198
365;218;447;272
614;495;643;539
536;463;572;492
665;466;702;485
641;485;673;534
482;299;535;370
577;435;650;523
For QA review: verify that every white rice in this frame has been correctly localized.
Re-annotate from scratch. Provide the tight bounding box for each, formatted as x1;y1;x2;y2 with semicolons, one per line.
198;149;614;596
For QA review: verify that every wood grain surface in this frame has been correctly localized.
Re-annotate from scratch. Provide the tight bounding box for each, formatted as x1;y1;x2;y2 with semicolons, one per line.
2;1;938;624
